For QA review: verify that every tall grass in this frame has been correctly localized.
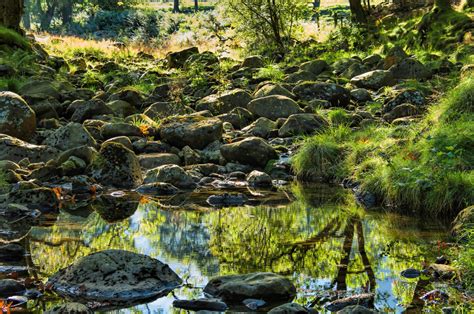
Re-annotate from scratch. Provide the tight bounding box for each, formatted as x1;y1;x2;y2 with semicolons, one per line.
292;74;474;217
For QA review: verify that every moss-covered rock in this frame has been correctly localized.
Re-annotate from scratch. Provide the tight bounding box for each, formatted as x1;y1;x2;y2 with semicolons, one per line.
0;91;36;141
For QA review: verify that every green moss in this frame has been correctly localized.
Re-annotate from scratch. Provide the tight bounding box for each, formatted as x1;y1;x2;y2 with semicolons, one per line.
0;27;30;49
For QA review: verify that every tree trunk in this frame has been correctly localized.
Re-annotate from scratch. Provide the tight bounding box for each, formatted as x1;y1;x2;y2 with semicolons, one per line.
0;0;24;33
349;0;367;24
40;1;57;31
61;0;73;26
23;0;31;29
173;0;180;13
194;0;198;12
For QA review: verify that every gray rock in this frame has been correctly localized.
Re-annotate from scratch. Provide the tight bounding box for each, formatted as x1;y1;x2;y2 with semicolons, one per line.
138;153;181;169
88;142;143;188
144;164;196;188
196;89;252;115
284;70;317;84
203;272;296;304
351;70;395;90
47;250;182;303
383;103;419;122
0;92;36;141
0;134;60;163
451;205;474;240
103;136;133;150
207;193;248;207
242;117;277;138
278;113;328;137
242;55;264;69
217;107;254;129
401;268;421;279
144;102;187;119
0;243;25;262
292;82;350;107
100;123;142;139
300;60;329;75
383;89;425;113
248;95;303;120
159;116;223;149
389;58;431;80
69;99;113;123
44;122;96;151
19;80;60;100
247;170;272;187
107;100;136;117
221;137;277;167
350;88;372;103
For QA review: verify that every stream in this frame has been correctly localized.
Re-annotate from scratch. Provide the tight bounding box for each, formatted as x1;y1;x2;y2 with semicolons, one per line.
1;183;453;313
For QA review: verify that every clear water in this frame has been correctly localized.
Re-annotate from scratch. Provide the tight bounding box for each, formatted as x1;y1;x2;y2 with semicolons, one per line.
3;184;453;313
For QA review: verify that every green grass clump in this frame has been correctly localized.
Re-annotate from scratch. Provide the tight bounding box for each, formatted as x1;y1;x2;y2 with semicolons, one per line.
327;108;351;126
0;27;30;49
254;65;284;82
293;74;474;217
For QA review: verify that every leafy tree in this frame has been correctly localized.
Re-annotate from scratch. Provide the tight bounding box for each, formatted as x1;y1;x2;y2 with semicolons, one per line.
223;0;309;55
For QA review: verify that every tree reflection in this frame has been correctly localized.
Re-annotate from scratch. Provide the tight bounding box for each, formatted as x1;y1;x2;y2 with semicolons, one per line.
24;184;447;312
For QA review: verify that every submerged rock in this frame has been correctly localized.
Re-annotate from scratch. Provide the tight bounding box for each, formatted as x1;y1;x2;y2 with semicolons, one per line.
173;298;228;311
401;268;421;279
47;250;182;304
203;272;296;304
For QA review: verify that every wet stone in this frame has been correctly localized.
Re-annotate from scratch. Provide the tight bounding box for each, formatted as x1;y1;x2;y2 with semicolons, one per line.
207;193;248;207
325;294;374;312
401;268;421;279
0;243;25;262
47;250;182;304
45;302;92;314
0;279;26;297
172;298;228;312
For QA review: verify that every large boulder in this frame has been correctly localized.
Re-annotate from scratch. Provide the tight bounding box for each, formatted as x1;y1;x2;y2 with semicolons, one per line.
144;164;195;188
88;142;143;188
203;272;296;304
217;107;254;130
196;89;252;115
383;89;426;113
167;47;199;68
44;122;96;151
351;70;395;90
159;116;223;149
47;250;182;304
278;113;328;137
292;82;350;107
248;96;303;120
144;102;186;119
389;58;431;80
0;92;36;140
0;134;60;163
0;279;25;297
220;137;277;167
18;80;60;100
383;103;419;122
107;100;136;118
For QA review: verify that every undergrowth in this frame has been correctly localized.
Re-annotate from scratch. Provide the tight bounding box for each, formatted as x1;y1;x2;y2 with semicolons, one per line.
293;75;474;217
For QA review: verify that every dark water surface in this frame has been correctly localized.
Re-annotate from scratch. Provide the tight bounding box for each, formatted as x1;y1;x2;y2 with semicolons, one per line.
3;184;453;313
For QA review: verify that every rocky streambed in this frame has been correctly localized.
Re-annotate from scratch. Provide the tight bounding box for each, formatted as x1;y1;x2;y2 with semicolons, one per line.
0;43;472;312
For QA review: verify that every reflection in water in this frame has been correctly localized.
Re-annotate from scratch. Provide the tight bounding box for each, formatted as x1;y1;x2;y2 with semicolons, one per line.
20;184;448;313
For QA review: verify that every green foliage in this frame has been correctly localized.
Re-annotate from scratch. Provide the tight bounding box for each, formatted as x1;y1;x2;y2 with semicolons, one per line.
254;65;285;82
293;75;474;217
0;27;30;49
327;108;351;126
222;0;309;54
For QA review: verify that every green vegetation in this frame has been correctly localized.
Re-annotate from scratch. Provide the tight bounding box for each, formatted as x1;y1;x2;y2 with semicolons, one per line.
0;26;30;49
293;76;474;216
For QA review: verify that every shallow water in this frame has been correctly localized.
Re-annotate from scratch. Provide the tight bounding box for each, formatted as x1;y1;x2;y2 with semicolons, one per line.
3;184;454;313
